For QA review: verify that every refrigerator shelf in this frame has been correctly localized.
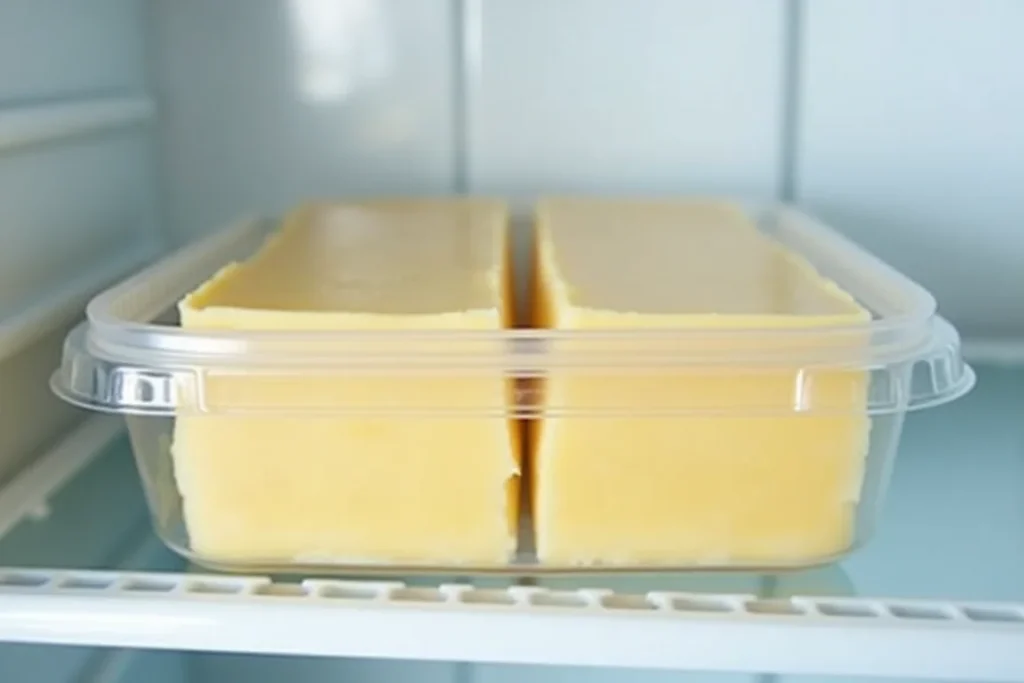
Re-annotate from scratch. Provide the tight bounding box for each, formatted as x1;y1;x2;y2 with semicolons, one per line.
1;566;1023;681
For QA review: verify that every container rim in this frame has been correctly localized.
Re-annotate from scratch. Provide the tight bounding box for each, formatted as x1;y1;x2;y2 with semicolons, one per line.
50;202;975;415
50;317;977;416
81;318;938;369
80;203;941;370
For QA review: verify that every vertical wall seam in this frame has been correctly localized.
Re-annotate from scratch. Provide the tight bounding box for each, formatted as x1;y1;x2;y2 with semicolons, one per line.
778;0;804;202
139;0;173;249
451;0;471;194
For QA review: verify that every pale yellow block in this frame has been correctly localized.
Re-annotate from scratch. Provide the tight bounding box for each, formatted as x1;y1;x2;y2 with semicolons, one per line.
531;198;871;567
173;199;520;566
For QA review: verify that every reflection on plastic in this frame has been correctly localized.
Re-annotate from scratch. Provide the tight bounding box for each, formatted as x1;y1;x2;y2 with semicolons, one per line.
287;0;392;104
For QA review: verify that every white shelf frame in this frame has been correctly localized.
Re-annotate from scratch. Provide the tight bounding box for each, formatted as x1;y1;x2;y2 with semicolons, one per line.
1;568;1024;680
2;418;1024;681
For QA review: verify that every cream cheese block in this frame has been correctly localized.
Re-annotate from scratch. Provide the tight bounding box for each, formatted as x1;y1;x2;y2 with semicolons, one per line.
531;198;871;567
172;199;520;566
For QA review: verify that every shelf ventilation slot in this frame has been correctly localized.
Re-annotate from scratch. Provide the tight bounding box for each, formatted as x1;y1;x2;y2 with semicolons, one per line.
3;569;1024;628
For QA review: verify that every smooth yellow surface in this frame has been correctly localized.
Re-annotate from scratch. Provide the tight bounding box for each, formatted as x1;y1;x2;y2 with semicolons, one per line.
173;200;520;565
531;198;871;567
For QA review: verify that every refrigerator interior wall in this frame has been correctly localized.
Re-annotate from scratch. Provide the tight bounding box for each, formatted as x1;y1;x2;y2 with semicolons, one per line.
0;0;1022;682
150;0;459;246
152;0;1024;339
797;0;1024;339
0;0;162;483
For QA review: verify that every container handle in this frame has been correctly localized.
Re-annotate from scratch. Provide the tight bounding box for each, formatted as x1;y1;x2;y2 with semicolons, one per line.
905;316;976;412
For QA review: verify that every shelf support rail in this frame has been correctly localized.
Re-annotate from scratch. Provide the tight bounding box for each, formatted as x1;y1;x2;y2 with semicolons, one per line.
1;570;1024;680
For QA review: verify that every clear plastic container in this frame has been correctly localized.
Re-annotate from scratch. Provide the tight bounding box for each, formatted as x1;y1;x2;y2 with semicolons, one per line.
51;201;975;574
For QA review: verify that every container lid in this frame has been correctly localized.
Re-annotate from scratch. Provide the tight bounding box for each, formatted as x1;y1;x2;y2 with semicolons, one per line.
51;208;976;417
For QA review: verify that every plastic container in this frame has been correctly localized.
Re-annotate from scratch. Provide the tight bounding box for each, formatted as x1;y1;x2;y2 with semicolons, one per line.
51;202;975;574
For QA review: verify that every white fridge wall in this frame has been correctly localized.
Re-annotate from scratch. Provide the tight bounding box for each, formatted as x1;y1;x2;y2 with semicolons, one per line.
465;0;785;201
149;0;459;245
0;0;161;482
0;131;159;320
795;0;1024;340
151;0;1024;339
0;326;83;484
0;0;158;321
0;0;146;102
